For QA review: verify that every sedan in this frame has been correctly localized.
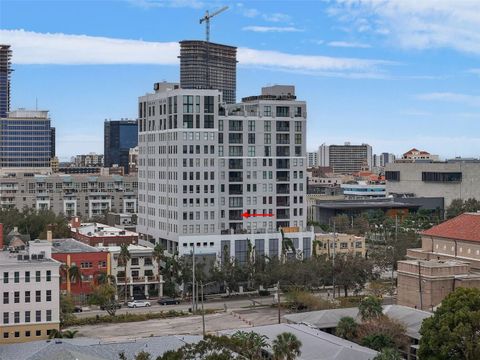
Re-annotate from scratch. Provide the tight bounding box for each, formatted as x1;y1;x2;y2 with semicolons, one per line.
127;300;151;308
158;297;181;305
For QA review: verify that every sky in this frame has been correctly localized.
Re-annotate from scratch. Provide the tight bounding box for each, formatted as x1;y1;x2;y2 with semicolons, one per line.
1;0;480;161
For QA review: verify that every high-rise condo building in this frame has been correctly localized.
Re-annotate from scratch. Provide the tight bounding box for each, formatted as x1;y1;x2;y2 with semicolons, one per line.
104;119;138;174
0;44;12;118
318;143;372;174
137;83;313;259
179;40;237;104
0;110;53;170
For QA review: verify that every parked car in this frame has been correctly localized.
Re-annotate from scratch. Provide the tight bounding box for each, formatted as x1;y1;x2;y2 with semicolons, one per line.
100;302;122;310
73;306;83;313
158;297;181;305
127;300;151;308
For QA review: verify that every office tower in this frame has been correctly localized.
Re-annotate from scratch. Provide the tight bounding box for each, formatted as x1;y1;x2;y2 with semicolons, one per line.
380;152;395;167
307;152;318;167
317;143;372;174
104;119;138;174
179;40;237;104
0;109;52;169
0;44;12;118
50;127;56;159
137;83;312;255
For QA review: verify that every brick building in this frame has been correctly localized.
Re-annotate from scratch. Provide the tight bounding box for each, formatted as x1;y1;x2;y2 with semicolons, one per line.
70;218;138;247
51;238;110;302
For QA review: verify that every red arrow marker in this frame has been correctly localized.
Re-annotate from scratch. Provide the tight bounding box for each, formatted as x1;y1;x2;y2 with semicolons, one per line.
242;212;275;218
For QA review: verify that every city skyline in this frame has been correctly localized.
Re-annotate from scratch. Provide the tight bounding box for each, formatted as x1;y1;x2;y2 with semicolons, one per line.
1;0;480;160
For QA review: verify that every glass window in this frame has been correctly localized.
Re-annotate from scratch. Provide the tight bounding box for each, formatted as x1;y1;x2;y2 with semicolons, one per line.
14;272;19;283
36;311;41;322
204;96;214;113
25;311;30;323
263;106;272;117
25;291;30;303
3;292;8;304
183;95;193;113
25;271;30;283
248;120;255;131
36;271;41;282
276;106;289;117
264;121;271;132
2;272;7;284
248;146;256;157
3;312;8;324
46;310;52;322
46;290;52;302
36;290;41;302
14;291;19;303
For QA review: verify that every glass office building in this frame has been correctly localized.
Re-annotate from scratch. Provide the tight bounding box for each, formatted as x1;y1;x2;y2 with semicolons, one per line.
0;110;52;168
104;119;138;174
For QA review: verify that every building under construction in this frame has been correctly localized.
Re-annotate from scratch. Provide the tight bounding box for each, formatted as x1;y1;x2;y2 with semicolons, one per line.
179;40;237;104
0;44;12;118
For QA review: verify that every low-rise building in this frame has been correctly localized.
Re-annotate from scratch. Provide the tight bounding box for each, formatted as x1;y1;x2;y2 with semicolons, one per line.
51;238;110;302
0;240;60;344
70;219;138;247
0;172;137;217
399;148;439;163
341;182;386;199
106;212;137;232
73;153;104;168
97;244;162;300
314;233;366;257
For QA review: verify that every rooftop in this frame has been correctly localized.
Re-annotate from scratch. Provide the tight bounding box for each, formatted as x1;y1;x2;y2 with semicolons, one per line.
51;238;103;253
97;244;151;253
421;212;480;242
0;250;58;266
221;323;377;360
284;305;432;340
74;223;138;238
315;199;420;210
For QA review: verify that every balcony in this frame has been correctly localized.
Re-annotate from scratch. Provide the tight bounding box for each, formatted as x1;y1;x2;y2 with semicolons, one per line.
276;184;290;194
276;171;290;182
276;196;290;207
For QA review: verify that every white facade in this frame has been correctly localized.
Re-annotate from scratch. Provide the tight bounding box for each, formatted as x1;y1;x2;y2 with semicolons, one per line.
0;240;61;343
307;152;318;167
318;144;330;167
341;183;386;198
137;84;310;257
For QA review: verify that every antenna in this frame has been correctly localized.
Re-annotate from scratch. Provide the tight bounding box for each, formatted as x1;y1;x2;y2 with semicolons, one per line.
199;6;229;89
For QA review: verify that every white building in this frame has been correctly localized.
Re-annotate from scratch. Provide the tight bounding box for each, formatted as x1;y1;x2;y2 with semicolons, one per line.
341;182;386;199
0;240;61;344
97;244;162;299
307;152;318;167
137;83;312;259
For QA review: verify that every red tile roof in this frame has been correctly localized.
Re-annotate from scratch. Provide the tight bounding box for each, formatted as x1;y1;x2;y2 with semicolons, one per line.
421;213;480;242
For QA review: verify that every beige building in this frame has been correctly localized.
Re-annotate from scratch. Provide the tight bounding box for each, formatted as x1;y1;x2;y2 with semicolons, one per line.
0;172;137;218
397;259;480;311
0;240;61;344
314;233;366;257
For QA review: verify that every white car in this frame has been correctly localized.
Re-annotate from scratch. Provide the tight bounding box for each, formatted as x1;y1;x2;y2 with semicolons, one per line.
127;300;151;308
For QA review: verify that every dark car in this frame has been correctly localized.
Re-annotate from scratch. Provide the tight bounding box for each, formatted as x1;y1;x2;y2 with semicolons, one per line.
100;303;122;310
73;306;83;313
158;297;181;305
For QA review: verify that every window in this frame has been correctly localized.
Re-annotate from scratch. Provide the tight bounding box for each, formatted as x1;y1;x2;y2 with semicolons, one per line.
46;310;52;322
276;106;289;117
25;291;30;303
204;96;214;113
25;331;31;337
422;172;462;182
2;272;7;284
36;311;41;322
36;271;41;282
3;332;8;339
235;239;249;265
46;290;52;302
183;114;193;128
3;292;8;304
248;146;256;157
14;272;19;283
229;120;243;131
264;133;271;144
263;106;272;116
36;290;41;302
46;270;51;281
219;119;223;131
25;271;30;283
14;312;20;324
264;121;271;132
204;114;214;128
14;291;19;303
295;121;302;132
248;133;256;144
3;312;8;324
248;120;255;131
385;171;400;181
25;311;30;323
269;238;279;258
295;134;302;145
183;95;193;113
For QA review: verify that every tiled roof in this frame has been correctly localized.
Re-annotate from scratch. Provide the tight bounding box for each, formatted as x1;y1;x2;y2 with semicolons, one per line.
421;213;480;242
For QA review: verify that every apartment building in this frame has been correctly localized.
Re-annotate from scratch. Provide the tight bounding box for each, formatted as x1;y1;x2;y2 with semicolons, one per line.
0;44;13;118
137;82;313;258
307;152;318;167
318;143;373;174
73;153;104;167
0;240;60;344
0;173;137;218
97;244;162;299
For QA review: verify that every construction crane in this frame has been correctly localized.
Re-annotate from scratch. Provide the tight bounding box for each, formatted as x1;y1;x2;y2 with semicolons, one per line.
199;6;228;43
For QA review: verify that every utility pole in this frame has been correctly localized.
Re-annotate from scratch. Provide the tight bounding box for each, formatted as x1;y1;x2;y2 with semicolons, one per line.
392;215;398;292
332;220;336;299
201;281;205;337
277;281;281;324
418;261;423;310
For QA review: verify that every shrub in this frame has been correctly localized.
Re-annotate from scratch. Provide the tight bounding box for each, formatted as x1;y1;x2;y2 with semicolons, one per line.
286;290;335;311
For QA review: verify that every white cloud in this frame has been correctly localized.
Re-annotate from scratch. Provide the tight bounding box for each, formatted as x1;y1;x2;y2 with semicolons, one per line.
242;8;260;18
417;92;480;107
262;13;291;23
128;0;204;9
329;0;480;55
327;41;371;48
0;29;392;77
468;68;480;77
242;26;304;33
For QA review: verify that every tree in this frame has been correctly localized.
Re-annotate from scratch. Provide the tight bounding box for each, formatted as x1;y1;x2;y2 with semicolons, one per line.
231;331;269;359
334;253;376;297
59;293;75;327
336;316;358;341
358;296;383;321
361;333;395;351
134;351;151;360
332;214;350;233
373;348;402;360
94;271;116;286
118;243;131;303
60;264;82;294
48;329;78;339
62;330;78;339
357;316;409;353
153;243;166;298
280;229;295;264
272;332;302;360
418;287;480;360
89;283;118;316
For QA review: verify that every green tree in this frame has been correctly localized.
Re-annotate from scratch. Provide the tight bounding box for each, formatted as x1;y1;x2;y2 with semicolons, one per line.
231;331;269;359
361;333;395;351
272;332;302;360
334;253;376;297
332;214;350;233
357;316;409;353
59;293;75;327
280;229;295;264
358;296;383;321
89;283;118;316
62;330;78;339
373;348;402;360
153;243;166;298
135;351;151;360
336;316;358;341
418;287;480;360
118;243;131;303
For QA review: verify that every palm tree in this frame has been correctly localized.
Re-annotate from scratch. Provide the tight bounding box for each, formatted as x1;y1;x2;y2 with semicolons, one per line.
231;331;269;359
62;330;78;339
60;264;82;294
118;243;131;303
358;295;383;321
336;316;358;341
280;229;295;264
152;243;166;298
94;271;116;286
272;332;302;360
